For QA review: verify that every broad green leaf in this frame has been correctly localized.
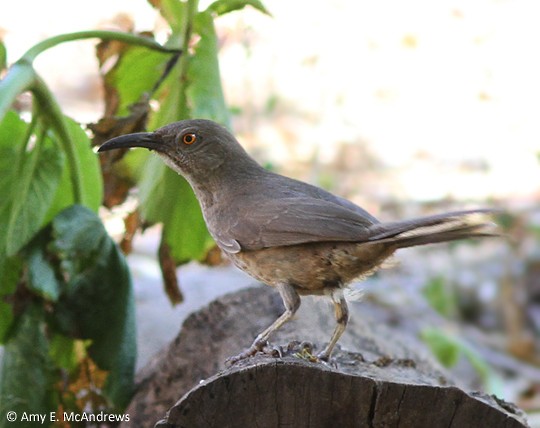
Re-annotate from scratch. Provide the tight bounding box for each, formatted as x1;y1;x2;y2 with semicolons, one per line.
0;304;56;426
420;328;460;368
161;169;213;262
138;155;168;215
51;205;135;409
187;10;231;127
44;117;102;222
206;0;271;16
5;133;64;256
139;156;213;262
0;111;28;254
106;46;172;117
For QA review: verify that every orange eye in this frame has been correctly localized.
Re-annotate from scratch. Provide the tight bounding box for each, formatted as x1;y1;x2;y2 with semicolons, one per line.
182;133;197;145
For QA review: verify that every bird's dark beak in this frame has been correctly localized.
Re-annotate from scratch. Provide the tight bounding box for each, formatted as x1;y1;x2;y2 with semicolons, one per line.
98;132;165;153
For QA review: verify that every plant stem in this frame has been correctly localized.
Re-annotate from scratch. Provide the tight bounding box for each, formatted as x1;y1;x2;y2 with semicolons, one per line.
0;31;180;122
0;62;35;121
177;0;199;119
16;112;38;171
22;30;179;63
30;74;85;203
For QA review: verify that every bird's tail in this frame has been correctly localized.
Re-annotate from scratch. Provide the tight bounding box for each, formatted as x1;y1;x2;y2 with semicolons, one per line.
367;209;500;249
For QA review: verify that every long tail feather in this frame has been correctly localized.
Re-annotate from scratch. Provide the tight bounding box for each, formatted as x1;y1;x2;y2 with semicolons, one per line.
367;209;500;249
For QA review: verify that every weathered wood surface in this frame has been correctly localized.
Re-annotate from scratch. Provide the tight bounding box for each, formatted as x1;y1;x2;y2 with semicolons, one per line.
120;286;528;428
157;355;526;428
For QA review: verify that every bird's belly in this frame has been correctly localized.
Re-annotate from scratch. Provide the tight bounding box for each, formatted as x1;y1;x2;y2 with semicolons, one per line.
227;242;395;295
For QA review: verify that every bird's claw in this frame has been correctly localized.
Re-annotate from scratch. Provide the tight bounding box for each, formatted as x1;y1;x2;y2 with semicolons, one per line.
226;341;265;365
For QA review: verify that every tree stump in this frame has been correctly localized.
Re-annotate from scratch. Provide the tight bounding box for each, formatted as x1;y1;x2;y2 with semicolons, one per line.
157;354;526;428
122;286;529;428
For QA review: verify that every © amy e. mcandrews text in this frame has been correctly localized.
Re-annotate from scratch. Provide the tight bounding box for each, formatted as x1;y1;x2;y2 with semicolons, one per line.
9;411;130;424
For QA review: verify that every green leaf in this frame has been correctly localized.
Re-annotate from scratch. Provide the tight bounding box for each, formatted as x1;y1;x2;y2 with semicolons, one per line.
161;170;214;261
44;117;102;222
206;0;271;16
119;148;151;182
148;58;187;129
0;111;28;254
106;46;172;117
421;276;456;318
186;10;231;127
420;328;461;368
26;233;61;301
0;304;56;426
51;205;135;409
49;334;80;373
137;155;167;212
5;131;64;256
139;157;213;262
421;328;503;395
149;0;186;36
460;344;503;395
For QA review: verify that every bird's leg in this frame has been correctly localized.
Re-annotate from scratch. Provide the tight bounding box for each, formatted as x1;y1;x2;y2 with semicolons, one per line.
227;283;300;364
317;294;349;361
253;282;301;347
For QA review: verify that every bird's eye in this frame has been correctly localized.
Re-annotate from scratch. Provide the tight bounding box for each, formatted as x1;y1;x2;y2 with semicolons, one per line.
182;133;197;145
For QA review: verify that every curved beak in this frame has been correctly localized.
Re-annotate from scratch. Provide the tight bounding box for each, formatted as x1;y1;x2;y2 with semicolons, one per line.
98;132;165;153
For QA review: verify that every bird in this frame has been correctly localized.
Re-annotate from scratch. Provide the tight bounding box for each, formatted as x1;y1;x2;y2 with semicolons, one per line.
98;119;498;362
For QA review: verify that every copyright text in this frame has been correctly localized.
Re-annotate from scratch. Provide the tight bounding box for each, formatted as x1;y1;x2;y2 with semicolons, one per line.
4;411;130;424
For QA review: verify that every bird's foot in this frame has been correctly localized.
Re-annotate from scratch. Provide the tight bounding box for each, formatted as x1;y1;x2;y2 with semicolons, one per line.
225;343;263;366
226;339;334;365
226;338;281;365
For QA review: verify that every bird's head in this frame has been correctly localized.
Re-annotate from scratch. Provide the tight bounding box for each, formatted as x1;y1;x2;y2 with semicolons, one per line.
98;119;257;183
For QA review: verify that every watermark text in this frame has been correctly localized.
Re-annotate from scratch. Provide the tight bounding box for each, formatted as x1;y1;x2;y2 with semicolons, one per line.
4;411;130;424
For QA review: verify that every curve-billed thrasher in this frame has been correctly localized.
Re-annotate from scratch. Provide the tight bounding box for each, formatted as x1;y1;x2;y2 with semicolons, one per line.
99;119;497;362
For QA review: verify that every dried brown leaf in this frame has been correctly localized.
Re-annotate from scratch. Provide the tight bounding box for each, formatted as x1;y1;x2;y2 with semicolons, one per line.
159;235;184;305
120;210;141;255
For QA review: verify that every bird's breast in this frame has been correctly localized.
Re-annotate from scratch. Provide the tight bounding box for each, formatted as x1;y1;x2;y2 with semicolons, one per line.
226;241;395;295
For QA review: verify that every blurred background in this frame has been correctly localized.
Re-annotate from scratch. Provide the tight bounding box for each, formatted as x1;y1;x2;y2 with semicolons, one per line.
2;0;539;423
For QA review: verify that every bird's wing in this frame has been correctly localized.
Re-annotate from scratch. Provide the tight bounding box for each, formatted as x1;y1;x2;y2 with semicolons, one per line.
217;197;376;252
